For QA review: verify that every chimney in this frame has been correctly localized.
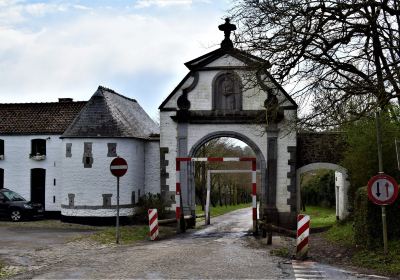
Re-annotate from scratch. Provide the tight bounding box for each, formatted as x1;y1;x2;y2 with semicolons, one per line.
58;98;73;103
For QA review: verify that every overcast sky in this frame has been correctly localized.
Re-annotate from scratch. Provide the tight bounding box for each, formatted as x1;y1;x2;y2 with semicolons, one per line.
0;0;232;120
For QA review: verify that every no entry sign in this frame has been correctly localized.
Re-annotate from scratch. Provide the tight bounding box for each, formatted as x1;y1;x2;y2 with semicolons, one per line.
367;174;398;205
110;157;128;177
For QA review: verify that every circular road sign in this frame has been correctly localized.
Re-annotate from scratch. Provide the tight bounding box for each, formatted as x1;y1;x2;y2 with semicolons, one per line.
110;157;128;177
367;174;398;205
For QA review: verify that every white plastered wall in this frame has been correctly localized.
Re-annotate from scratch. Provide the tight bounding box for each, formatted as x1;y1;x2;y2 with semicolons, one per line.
160;54;297;215
0;135;62;211
335;171;350;220
144;140;161;194
60;138;145;217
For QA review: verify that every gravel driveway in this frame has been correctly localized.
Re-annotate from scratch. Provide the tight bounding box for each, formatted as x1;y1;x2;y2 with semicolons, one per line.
4;208;287;279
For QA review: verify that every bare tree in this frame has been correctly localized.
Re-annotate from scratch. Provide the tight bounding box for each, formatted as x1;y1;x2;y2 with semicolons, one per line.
231;0;400;129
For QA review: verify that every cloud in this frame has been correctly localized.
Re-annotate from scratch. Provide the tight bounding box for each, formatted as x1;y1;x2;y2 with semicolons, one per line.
0;1;225;117
134;0;192;9
0;1;90;26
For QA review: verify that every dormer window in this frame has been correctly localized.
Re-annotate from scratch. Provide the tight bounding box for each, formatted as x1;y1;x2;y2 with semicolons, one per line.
213;71;242;111
0;139;4;160
30;139;46;160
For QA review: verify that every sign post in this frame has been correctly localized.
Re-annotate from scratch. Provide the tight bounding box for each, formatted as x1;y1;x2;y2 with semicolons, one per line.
395;139;400;170
110;157;128;244
367;174;399;254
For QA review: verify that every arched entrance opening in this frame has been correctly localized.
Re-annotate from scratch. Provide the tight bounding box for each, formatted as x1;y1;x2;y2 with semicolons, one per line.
296;163;350;221
183;131;267;230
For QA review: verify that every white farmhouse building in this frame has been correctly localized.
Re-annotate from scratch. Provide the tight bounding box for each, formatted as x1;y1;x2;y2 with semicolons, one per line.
60;86;160;219
0;99;86;213
0;86;160;221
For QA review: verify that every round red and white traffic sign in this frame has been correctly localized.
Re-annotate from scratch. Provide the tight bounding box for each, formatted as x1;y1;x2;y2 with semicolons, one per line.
367;174;398;205
110;157;128;177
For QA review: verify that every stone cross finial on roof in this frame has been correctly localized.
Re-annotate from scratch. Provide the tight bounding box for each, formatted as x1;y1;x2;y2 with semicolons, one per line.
218;18;236;49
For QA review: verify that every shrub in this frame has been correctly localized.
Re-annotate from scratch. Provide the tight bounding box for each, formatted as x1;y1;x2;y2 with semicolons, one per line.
135;193;169;223
301;170;335;207
354;186;400;248
342;108;400;205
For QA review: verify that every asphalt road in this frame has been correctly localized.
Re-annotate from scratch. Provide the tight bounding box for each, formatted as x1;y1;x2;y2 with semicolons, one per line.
3;208;392;279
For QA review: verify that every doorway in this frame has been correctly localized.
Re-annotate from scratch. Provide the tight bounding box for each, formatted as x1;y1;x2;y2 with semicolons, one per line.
0;169;3;189
31;168;46;207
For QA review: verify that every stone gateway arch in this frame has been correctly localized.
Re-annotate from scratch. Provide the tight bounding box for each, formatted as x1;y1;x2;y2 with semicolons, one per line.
159;20;298;229
158;20;348;230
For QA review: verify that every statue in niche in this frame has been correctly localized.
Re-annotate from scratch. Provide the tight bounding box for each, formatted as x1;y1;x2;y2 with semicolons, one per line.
214;72;241;111
222;75;235;109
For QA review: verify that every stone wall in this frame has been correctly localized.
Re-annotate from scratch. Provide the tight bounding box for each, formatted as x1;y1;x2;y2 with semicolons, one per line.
297;132;346;168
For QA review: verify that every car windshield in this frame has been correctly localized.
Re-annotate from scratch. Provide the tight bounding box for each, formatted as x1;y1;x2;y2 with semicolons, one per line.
2;191;26;201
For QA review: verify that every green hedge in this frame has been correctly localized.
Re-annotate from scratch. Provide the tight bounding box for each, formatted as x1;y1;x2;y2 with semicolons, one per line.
354;186;400;248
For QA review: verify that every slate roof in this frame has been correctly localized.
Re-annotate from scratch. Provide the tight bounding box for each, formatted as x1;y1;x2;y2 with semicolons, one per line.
0;101;87;135
62;86;159;139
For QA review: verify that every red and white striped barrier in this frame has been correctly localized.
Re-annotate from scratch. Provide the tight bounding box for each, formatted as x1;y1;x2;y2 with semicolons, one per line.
148;209;159;241
176;157;257;233
296;214;310;259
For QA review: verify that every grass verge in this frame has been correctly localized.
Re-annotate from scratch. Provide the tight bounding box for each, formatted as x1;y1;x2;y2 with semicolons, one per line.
88;225;149;244
196;203;251;218
324;222;354;246
301;206;336;228
0;219;98;230
0;261;5;279
325;221;400;276
86;225;177;245
352;240;400;276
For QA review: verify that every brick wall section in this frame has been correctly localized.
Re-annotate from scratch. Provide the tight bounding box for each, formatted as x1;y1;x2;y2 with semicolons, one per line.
297;132;346;168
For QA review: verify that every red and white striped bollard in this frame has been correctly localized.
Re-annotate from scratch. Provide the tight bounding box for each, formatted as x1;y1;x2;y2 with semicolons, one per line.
296;214;310;259
148;209;159;241
251;159;257;233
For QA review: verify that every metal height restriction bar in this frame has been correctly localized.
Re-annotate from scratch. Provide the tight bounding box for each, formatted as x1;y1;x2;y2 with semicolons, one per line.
176;157;257;234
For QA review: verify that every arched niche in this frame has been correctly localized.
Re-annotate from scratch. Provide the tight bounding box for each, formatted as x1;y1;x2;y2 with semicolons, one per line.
212;71;242;111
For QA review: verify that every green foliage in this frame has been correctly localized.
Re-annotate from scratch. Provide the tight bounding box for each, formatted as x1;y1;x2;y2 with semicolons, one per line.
301;170;335;207
135;193;169;222
352;240;400;276
342;108;400;204
270;247;290;258
301;206;336;228
324;222;355;246
89;225;148;244
324;218;400;276
354;187;400;248
0;261;5;279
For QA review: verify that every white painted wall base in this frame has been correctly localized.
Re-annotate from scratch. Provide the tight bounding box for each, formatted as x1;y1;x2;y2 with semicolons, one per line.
61;207;135;217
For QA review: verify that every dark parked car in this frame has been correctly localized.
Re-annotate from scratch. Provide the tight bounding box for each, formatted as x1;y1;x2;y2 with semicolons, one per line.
0;189;44;221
